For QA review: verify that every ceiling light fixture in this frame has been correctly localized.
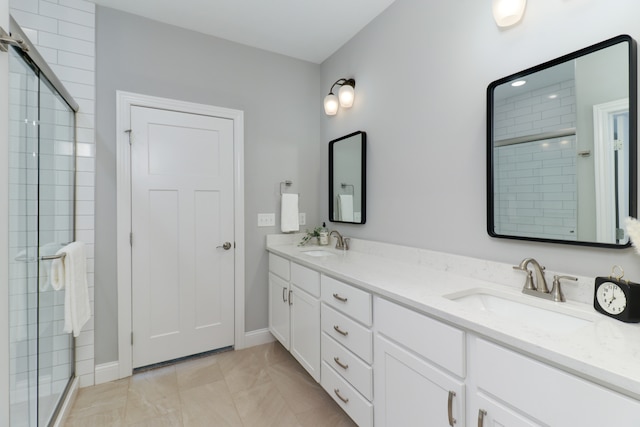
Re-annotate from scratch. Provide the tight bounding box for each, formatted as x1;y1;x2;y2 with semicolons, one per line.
511;80;527;87
492;0;526;28
324;78;356;116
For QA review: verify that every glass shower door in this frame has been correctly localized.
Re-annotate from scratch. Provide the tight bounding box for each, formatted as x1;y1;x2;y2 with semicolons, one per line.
36;75;75;427
8;47;40;427
8;47;76;426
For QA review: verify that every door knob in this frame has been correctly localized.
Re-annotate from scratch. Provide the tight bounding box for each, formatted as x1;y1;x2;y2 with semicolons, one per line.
217;242;232;250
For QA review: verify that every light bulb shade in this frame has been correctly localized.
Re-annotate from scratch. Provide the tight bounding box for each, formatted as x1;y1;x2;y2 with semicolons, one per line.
324;93;339;115
492;0;526;27
338;84;355;108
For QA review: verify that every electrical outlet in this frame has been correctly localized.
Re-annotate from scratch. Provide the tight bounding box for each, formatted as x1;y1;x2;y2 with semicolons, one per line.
257;213;275;227
299;213;306;225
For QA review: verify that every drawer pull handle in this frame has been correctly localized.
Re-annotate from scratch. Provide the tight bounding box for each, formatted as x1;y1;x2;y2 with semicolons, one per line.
334;388;349;404
333;325;349;336
477;409;487;427
333;293;348;302
282;287;287;302
333;357;349;370
447;391;456;426
288;289;293;306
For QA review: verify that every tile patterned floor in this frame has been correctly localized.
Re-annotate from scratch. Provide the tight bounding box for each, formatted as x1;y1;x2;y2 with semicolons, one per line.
64;342;357;426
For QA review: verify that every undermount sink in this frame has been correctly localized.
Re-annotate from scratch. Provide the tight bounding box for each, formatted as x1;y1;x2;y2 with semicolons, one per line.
444;288;595;334
301;249;335;257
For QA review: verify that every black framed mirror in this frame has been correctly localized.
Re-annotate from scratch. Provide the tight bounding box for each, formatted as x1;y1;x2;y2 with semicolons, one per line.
329;131;366;224
487;35;637;248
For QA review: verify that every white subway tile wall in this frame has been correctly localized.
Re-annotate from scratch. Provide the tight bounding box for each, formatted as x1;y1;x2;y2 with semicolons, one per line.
493;80;577;240
10;0;96;389
493;80;576;141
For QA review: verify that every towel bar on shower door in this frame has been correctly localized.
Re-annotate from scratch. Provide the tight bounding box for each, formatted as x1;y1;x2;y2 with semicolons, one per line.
40;252;66;261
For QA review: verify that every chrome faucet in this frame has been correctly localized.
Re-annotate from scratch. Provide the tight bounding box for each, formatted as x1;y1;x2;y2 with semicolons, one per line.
513;258;577;302
329;230;349;250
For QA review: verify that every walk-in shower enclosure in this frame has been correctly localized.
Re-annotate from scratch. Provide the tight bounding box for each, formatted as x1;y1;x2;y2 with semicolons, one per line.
6;18;78;426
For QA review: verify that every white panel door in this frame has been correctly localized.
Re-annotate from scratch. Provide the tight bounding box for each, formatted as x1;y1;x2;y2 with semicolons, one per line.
131;105;234;368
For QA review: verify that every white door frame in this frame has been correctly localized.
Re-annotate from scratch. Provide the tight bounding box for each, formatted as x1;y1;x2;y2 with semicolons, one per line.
593;98;628;243
116;91;245;378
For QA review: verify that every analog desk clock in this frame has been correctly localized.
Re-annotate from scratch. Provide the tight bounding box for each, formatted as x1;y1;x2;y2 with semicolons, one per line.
594;266;640;323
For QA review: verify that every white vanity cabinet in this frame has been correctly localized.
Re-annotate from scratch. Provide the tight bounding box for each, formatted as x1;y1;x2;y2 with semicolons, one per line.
374;297;466;427
320;275;374;427
268;254;321;381
470;337;640;426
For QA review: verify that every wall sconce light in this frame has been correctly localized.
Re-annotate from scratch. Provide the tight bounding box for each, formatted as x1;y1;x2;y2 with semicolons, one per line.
492;0;526;27
324;78;356;116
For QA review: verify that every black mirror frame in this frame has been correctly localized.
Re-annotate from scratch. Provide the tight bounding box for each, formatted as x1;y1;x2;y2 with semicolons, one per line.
329;131;367;224
487;35;637;248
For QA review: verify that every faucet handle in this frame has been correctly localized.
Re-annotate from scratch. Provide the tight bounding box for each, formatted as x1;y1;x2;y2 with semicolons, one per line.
343;238;350;251
513;265;536;291
550;275;578;302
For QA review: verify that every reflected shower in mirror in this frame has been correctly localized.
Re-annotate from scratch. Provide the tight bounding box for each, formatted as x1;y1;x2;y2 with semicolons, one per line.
487;35;637;248
329;131;366;224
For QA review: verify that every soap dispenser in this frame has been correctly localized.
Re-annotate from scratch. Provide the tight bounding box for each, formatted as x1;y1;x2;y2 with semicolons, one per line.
319;222;329;246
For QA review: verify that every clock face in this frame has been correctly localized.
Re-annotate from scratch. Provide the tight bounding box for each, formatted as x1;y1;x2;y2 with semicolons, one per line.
596;282;627;315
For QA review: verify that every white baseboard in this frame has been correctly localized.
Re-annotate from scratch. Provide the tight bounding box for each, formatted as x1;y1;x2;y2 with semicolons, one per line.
243;328;275;348
51;376;79;427
94;361;120;385
101;330;273;380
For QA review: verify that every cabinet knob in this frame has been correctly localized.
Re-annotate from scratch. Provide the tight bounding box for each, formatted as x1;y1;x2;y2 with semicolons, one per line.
334;388;349;404
477;409;487;427
333;293;348;302
333;325;349;336
448;391;457;426
333;356;349;370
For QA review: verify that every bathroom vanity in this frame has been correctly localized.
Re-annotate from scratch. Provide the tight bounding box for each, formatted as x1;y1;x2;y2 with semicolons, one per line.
266;234;640;426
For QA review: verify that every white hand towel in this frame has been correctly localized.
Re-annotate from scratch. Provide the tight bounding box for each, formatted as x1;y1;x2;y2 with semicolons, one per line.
281;193;300;232
51;242;91;337
338;194;354;222
39;242;61;292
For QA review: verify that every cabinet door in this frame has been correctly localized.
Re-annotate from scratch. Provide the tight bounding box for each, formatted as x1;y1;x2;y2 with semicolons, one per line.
290;285;320;381
268;272;290;350
375;335;465;427
475;393;541;427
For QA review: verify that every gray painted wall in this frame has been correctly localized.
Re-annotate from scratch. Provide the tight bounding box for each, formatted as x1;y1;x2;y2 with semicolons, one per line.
95;7;321;364
320;1;640;284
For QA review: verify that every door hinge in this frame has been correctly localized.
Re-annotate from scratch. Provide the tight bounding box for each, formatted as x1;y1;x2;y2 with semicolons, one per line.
614;140;623;151
616;228;625;240
129;232;133;246
125;129;132;145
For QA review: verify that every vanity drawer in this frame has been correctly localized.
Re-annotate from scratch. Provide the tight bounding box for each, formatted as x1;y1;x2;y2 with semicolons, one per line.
269;254;290;281
474;338;640;426
321;361;373;427
322;332;373;401
321;304;373;364
375;297;465;378
321;275;372;326
291;262;320;298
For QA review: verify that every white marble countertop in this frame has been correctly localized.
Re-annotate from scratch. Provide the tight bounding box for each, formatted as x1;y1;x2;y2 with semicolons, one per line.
266;234;640;401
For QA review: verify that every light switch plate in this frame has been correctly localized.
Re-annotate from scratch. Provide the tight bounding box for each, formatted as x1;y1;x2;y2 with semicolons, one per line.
299;213;306;225
257;213;275;227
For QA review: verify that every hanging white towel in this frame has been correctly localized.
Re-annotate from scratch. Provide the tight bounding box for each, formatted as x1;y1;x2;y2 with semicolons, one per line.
337;194;354;222
281;193;300;232
39;242;61;292
50;242;91;337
